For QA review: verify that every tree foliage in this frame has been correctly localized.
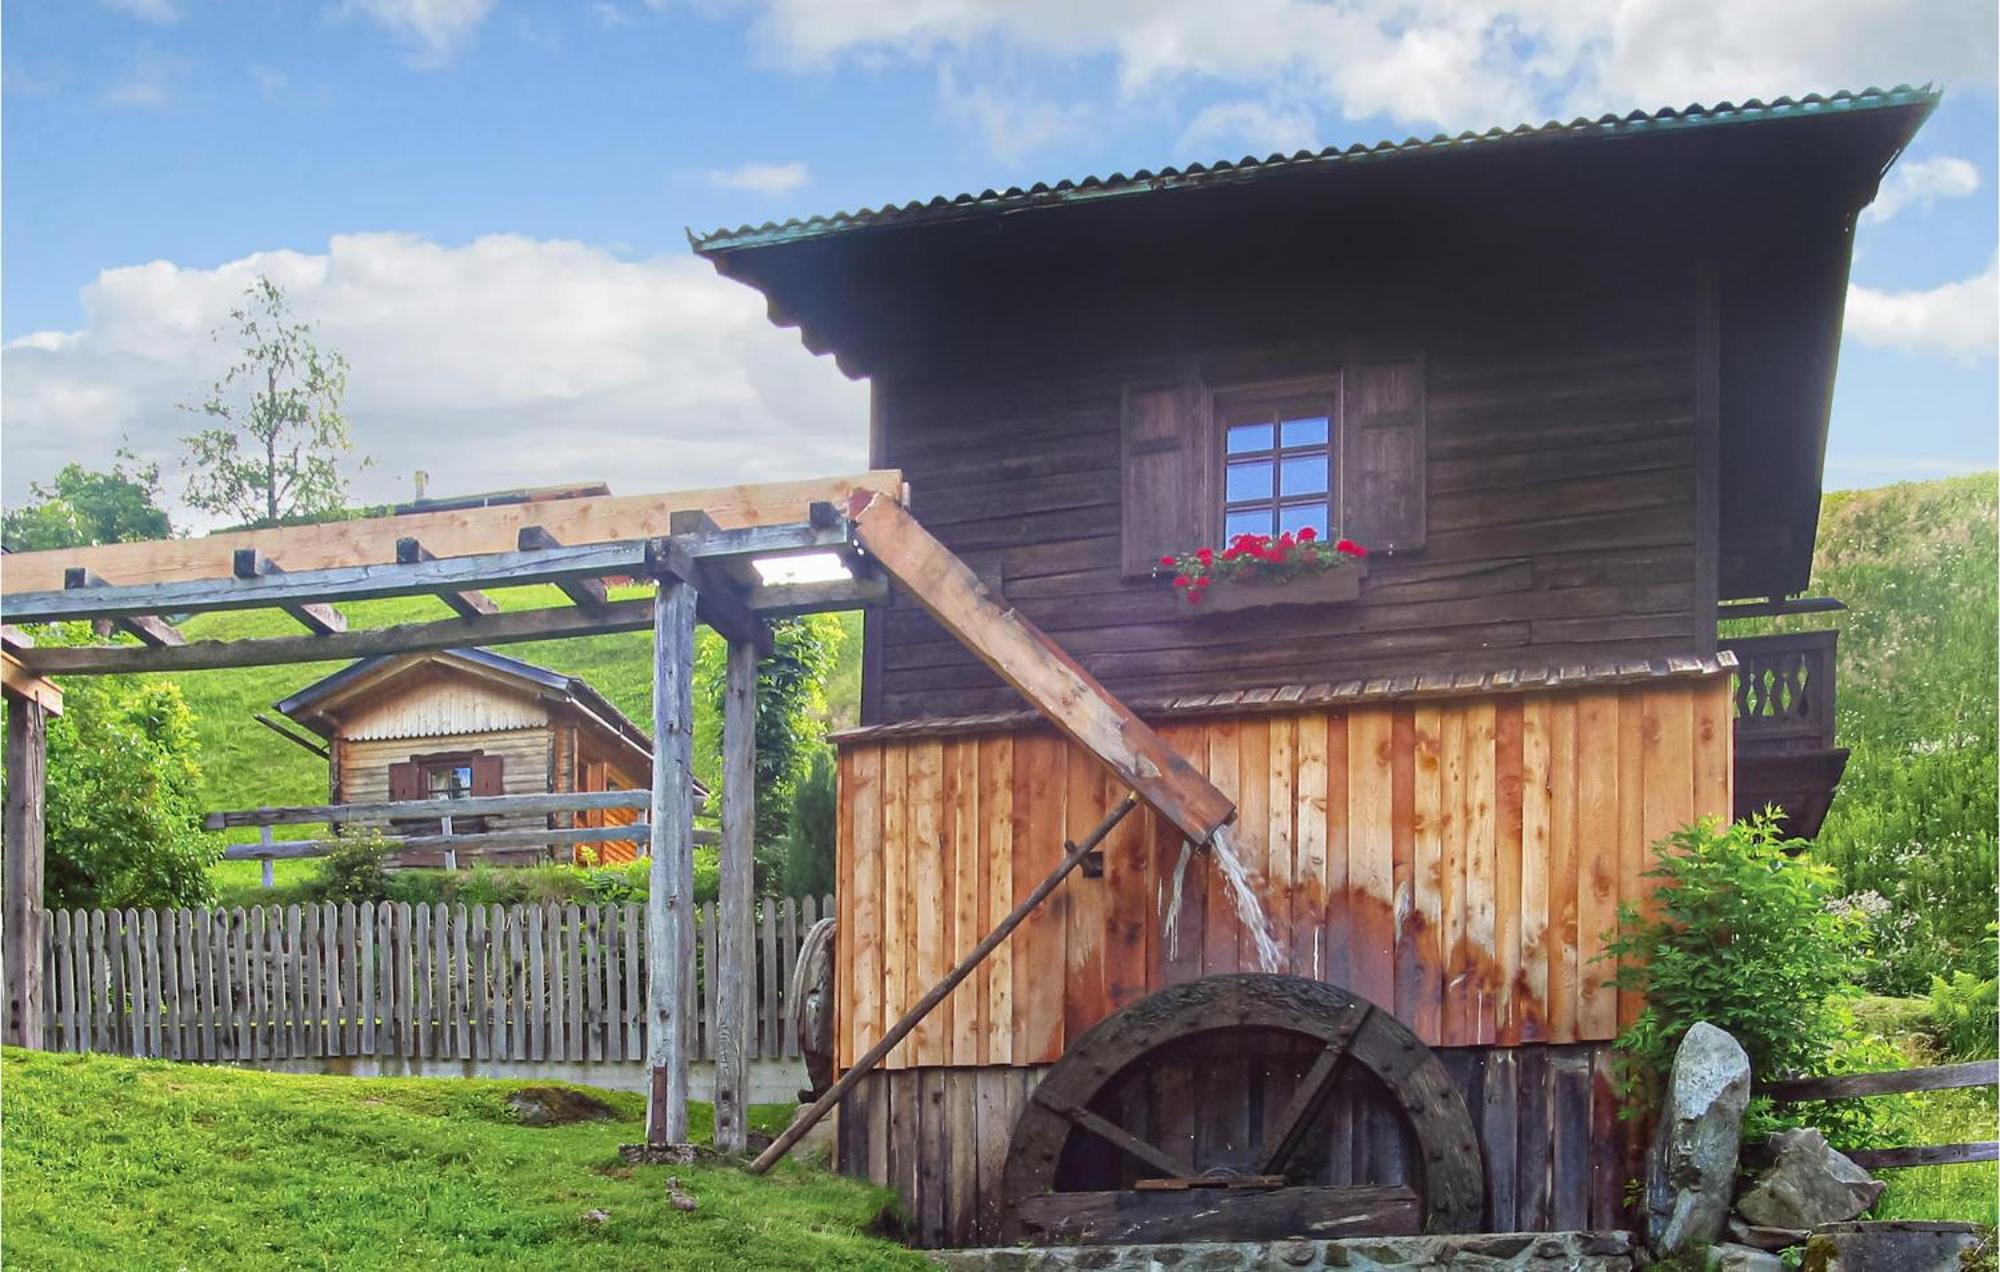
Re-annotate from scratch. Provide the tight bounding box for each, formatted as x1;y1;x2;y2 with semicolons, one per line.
783;746;839;899
179;276;364;526
29;628;216;909
1;450;172;552
696;614;845;893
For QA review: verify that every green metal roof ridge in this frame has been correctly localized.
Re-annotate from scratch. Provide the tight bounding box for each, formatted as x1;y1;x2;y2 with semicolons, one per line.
689;84;1939;255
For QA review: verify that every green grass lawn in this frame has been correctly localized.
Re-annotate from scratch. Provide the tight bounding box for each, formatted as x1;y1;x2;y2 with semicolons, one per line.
1868;1085;1999;1227
1;1049;922;1271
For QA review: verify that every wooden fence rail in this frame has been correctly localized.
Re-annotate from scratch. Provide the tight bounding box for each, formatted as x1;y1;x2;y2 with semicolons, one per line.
31;896;828;1067
1758;1060;1999;1171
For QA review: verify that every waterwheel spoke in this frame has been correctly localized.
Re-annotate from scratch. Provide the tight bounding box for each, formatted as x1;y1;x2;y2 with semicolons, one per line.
1256;1004;1372;1176
1032;1088;1194;1181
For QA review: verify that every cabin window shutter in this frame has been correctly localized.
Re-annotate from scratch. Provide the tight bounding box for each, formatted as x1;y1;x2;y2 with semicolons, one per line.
1341;358;1427;554
388;760;422;802
470;753;505;797
1120;374;1212;577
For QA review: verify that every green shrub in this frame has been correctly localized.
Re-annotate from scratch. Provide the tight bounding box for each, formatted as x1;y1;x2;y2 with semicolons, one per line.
31;643;216;909
1926;970;1999;1060
1606;815;1867;1112
308;830;395;904
782;745;838;898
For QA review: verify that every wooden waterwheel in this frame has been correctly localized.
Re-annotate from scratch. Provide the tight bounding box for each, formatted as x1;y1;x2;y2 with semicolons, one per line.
999;974;1485;1246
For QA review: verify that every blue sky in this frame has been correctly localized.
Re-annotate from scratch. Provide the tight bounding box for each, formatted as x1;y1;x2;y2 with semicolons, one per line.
4;0;1995;518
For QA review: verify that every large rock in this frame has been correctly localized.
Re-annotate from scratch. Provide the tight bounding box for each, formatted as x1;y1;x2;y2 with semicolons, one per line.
1708;1243;1783;1272
1643;1022;1753;1255
1734;1129;1884;1230
1801;1221;1984;1272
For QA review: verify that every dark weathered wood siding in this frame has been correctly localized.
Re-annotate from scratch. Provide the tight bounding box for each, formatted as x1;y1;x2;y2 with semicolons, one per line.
868;285;1701;725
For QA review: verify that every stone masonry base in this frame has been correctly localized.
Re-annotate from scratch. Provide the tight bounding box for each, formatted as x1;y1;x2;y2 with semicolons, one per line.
930;1230;1637;1271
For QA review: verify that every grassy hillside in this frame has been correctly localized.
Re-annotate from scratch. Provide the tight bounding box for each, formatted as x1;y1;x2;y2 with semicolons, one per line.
1;1048;918;1270
1722;472;1999;991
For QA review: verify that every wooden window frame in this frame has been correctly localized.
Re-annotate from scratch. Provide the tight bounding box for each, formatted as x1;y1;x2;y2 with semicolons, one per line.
1210;374;1345;543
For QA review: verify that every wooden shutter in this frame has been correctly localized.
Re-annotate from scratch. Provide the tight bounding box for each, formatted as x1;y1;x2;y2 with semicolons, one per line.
1120;372;1212;577
1341;358;1427;554
388;760;422;802
470;752;505;797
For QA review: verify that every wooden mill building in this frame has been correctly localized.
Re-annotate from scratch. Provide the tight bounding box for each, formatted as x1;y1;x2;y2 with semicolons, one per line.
692;87;1932;1245
277;648;668;866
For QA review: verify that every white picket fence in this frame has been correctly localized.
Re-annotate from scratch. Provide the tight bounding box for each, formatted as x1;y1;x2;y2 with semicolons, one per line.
35;896;828;1065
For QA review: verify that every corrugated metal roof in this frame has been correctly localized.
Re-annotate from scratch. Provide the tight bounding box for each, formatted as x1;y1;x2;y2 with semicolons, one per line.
691;85;1937;255
829;652;1738;744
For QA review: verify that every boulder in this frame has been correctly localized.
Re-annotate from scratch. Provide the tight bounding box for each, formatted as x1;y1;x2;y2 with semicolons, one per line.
1801;1221;1984;1272
1644;1021;1754;1255
1734;1129;1884;1230
1708;1243;1784;1272
1726;1217;1810;1252
506;1085;616;1126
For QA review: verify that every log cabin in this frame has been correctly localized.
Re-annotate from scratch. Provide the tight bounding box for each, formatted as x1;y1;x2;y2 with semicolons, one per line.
691;87;1936;1245
277;647;676;866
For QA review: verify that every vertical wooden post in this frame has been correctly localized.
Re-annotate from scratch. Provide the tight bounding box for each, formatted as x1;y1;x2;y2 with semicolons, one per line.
714;637;759;1152
4;696;48;1049
259;826;276;889
645;577;698;1147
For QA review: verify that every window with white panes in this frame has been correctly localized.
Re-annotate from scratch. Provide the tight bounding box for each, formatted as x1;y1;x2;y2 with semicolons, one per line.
1220;389;1340;541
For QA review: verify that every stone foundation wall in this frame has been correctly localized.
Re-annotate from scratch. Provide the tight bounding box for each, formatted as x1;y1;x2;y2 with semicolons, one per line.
930;1230;1637;1271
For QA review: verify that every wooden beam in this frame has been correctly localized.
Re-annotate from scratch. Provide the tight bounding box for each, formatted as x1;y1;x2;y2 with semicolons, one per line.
657;514;772;655
254;712;330;759
21;598;656;676
845;490;1236;845
4;694;47;1048
0;469;902;593
0;652;62;716
1761;1060;1997;1102
206;787;652;829
518;525;609;612
395;537;498;617
220;822;689;859
62;568;185;647
714;637;758;1153
233;550;346;634
1032;1087;1195;1180
646;577;699;1148
1718;596;1848;620
750;794;1140;1175
1845;1142;1998;1170
7;523;851;625
743;574;887;616
1011;1184;1420;1247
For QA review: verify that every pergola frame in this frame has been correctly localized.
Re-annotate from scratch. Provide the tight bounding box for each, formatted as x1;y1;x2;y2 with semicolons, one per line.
0;476;894;1151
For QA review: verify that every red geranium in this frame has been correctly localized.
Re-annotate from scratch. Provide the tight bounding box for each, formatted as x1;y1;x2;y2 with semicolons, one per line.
1155;527;1369;605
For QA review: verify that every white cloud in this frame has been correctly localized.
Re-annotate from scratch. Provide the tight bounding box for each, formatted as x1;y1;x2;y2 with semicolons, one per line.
1;234;870;524
344;0;497;67
708;161;811;194
1862;156;1981;224
727;0;1995;147
1846;257;1998;360
100;0;179;22
1178;100;1318;158
102;53;184;108
938;63;1091;162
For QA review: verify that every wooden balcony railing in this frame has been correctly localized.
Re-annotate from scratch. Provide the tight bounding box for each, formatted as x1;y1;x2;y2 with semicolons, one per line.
1720;629;1840;757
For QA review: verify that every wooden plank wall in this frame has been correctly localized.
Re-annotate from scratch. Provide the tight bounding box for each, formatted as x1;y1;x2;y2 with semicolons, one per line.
869;294;1699;724
835;676;1731;1069
34;896;827;1065
838;1044;1627;1247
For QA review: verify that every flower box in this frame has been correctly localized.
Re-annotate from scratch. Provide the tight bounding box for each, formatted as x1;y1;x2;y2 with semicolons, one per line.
1191;560;1368;614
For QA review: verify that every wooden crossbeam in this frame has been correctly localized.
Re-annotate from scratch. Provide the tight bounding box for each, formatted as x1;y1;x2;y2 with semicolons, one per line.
0;469;901;593
62;568;185;647
3;523;849;625
233;550;346;634
395;537;498;617
0;651;62;716
207;787;652;829
253;712;330;759
518;525;610;612
220;823;706;859
659;511;771;656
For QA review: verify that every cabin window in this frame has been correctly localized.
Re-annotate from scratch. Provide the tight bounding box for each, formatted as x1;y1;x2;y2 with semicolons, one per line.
425;761;475;801
1120;359;1426;576
1222;407;1337;540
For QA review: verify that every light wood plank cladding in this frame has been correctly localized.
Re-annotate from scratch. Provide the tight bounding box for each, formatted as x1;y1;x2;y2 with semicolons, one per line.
834;675;1731;1070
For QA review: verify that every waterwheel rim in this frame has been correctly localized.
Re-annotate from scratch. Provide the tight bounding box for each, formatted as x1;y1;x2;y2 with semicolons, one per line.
999;974;1485;1240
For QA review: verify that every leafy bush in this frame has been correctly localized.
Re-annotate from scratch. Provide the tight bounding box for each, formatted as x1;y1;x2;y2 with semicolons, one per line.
1926;970;1999;1061
782;745;838;898
33;648;215;909
1606;815;1866;1111
308;830;394;904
